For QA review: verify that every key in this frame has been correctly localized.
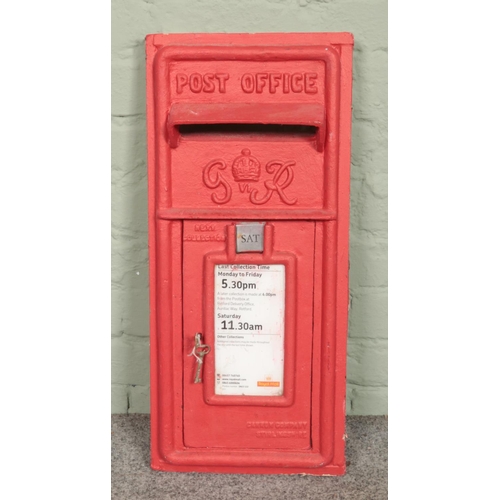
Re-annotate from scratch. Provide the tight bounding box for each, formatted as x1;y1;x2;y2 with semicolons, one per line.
189;333;211;384
193;348;208;383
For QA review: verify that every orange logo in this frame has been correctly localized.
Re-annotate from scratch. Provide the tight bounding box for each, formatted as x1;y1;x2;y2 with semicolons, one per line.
257;381;280;387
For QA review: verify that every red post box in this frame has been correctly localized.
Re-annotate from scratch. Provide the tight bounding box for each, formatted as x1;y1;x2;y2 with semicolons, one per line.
146;32;353;475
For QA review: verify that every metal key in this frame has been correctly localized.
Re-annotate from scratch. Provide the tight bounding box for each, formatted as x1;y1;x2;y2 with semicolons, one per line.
189;333;211;384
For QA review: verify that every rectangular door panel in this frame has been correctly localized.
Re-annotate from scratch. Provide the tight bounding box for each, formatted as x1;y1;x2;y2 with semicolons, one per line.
182;220;315;450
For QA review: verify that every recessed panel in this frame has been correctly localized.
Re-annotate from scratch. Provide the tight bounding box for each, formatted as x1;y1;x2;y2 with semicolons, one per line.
182;220;315;450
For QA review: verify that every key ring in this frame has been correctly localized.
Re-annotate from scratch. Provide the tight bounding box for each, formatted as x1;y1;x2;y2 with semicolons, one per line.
188;333;211;361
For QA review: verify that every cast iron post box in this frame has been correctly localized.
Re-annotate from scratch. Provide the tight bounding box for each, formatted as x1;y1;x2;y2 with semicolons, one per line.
146;33;353;475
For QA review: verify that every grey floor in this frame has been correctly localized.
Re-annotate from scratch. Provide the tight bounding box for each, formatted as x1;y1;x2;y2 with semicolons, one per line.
112;415;387;500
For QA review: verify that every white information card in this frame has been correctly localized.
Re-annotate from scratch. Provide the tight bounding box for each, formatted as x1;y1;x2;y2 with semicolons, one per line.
214;264;285;396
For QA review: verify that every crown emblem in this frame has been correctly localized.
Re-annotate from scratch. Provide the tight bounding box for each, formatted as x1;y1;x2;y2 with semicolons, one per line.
232;149;260;182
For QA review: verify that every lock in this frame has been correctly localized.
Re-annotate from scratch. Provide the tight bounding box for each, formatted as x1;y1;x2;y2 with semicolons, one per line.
146;32;354;475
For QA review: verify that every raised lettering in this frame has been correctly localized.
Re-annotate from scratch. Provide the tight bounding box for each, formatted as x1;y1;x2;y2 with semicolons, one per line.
269;73;282;94
176;73;188;93
177;71;319;94
291;73;303;93
241;73;254;93
255;73;268;93
189;73;203;93
215;73;229;93
304;73;318;94
203;73;216;93
283;73;290;93
194;224;215;232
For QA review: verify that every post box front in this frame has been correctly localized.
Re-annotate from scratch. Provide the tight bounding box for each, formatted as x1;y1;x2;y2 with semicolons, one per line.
146;33;353;475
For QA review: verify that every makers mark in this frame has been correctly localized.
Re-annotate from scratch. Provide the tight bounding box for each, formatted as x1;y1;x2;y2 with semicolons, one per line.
202;149;298;205
247;420;308;439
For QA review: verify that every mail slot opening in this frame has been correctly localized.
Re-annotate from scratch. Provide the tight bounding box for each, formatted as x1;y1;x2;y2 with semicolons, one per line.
178;123;317;137
166;102;326;151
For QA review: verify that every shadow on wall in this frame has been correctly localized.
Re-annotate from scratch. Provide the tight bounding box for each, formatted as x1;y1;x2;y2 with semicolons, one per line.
111;41;150;414
347;42;388;415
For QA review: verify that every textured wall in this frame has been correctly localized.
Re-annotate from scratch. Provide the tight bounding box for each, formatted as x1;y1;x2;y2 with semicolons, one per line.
112;0;388;414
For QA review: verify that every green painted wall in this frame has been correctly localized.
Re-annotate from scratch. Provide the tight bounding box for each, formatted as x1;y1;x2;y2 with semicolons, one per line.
112;0;388;415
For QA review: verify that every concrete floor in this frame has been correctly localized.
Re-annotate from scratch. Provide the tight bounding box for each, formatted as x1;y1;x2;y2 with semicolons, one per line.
112;415;387;500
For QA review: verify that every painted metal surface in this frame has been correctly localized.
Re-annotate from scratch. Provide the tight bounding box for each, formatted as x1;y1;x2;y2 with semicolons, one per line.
146;32;353;475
